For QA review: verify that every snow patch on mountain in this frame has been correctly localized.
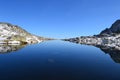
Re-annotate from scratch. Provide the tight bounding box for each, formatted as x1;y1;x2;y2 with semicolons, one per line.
0;22;45;44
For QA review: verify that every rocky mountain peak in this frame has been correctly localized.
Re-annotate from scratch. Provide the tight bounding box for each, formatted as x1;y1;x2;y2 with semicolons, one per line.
110;20;120;32
100;20;120;35
0;22;45;44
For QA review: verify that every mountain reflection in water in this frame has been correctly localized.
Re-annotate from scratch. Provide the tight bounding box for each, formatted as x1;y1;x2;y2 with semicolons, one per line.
96;45;120;63
0;40;120;80
0;44;26;53
1;40;120;64
68;40;120;64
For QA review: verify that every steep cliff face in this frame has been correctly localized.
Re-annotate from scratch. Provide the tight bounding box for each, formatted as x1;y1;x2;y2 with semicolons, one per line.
100;20;120;35
0;22;43;44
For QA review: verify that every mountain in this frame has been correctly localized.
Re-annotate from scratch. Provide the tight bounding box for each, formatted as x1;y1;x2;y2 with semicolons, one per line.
64;20;120;45
100;20;120;36
63;20;120;64
0;22;47;44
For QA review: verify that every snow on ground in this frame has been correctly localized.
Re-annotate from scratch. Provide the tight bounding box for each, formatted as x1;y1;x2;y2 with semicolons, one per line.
0;37;6;40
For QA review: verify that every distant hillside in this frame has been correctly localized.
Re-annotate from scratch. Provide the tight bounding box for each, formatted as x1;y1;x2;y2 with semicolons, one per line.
64;19;120;45
0;22;48;44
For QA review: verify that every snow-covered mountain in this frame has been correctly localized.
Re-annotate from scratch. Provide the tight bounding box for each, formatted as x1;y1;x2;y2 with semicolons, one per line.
0;22;45;44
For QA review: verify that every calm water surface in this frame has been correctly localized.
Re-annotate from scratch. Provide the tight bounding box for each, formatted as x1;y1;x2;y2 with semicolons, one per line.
0;40;120;80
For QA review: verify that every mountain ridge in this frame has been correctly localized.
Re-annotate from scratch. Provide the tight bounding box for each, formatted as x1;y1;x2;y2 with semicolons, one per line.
64;20;120;45
0;22;49;44
100;20;120;36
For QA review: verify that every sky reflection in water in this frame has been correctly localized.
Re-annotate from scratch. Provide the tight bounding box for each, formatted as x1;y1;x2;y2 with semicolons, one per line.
0;40;120;80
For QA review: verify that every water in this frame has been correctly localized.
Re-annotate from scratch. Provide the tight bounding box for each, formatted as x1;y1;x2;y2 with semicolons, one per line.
0;40;120;80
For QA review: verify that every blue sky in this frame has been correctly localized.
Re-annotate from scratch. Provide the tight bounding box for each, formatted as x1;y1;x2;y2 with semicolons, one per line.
0;0;120;38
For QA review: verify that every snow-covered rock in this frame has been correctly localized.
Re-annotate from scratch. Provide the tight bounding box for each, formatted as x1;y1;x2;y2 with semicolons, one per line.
0;22;45;44
8;41;21;44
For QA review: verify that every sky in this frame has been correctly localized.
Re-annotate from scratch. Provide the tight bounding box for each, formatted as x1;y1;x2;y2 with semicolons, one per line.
0;0;120;38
